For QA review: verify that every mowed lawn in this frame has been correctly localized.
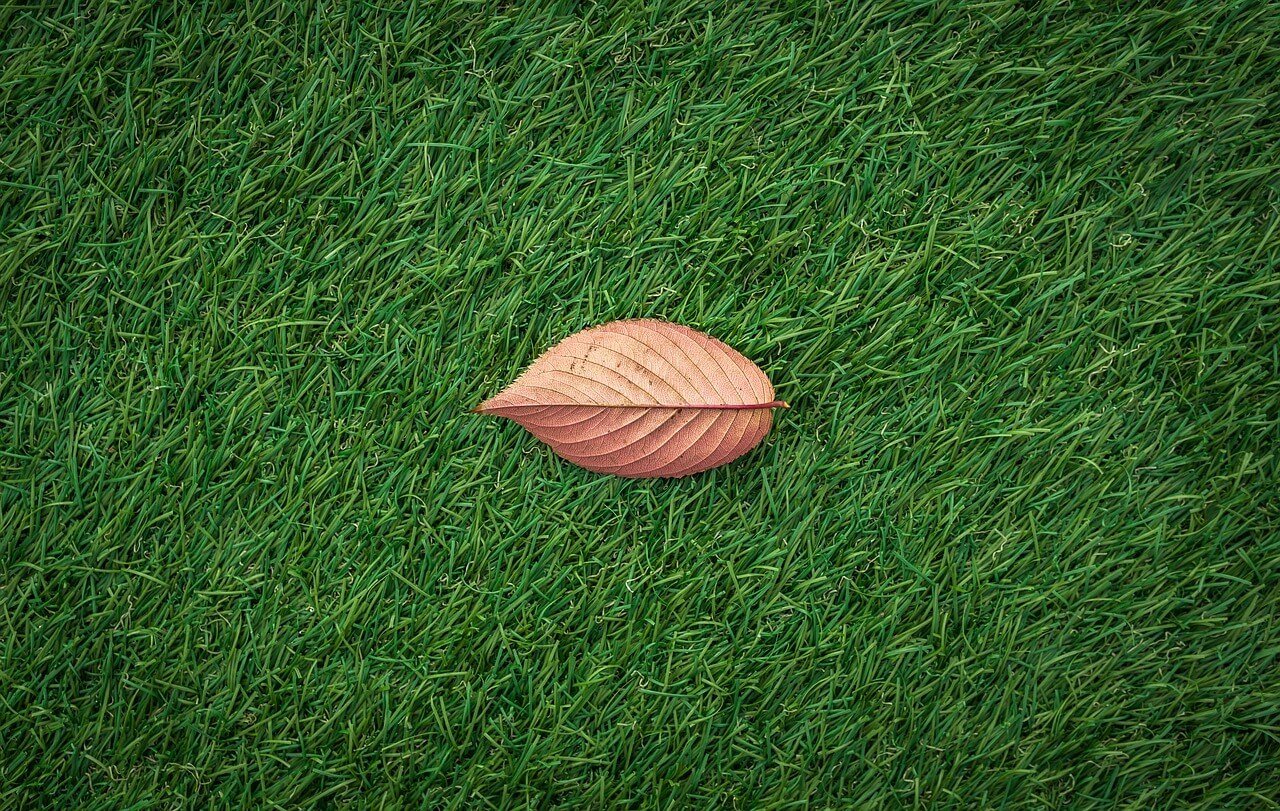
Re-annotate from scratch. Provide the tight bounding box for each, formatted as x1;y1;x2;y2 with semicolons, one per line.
3;1;1278;807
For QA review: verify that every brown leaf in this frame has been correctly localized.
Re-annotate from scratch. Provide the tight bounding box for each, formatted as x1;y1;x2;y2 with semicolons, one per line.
475;319;787;478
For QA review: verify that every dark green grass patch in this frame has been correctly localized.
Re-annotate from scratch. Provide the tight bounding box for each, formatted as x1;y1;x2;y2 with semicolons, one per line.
2;0;1278;807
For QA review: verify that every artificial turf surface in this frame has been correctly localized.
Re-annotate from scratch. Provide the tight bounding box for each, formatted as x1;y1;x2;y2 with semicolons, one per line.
2;0;1279;807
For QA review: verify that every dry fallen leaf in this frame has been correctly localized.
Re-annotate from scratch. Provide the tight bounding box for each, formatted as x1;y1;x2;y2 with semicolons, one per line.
475;319;787;478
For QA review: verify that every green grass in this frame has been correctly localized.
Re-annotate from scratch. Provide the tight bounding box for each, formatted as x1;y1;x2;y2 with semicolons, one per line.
2;0;1279;807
